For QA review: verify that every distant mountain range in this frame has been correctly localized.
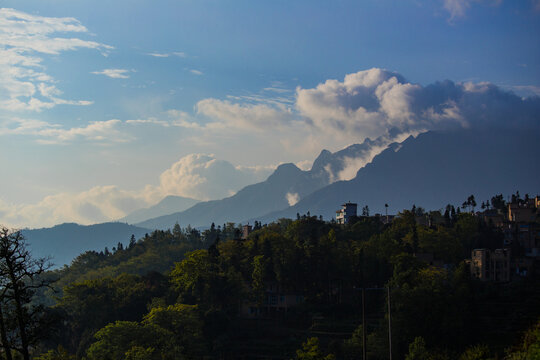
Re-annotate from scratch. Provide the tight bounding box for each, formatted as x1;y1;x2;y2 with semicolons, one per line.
252;127;540;223
135;137;387;230
118;195;200;224
23;222;151;268
22;126;539;266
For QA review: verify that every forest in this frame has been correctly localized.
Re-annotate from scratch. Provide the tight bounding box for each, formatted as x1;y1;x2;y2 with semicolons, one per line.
0;194;539;359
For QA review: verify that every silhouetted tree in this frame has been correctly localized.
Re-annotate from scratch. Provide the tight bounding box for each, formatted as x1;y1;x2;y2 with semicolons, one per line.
0;227;52;360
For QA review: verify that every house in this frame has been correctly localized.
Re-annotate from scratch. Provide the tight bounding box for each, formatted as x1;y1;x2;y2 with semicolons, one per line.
508;202;538;223
336;202;357;224
239;283;304;318
470;248;510;282
242;224;253;240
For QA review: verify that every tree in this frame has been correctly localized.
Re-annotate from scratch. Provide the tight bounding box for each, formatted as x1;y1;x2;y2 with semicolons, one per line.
362;206;370;217
129;235;136;249
405;337;430;360
251;255;269;306
0;227;52;360
296;337;336;360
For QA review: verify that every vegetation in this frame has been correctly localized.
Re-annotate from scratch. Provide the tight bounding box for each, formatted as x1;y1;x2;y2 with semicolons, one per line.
0;192;539;359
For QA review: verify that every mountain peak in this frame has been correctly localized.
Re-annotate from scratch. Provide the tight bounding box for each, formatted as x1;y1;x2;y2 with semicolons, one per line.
272;163;302;176
311;149;333;172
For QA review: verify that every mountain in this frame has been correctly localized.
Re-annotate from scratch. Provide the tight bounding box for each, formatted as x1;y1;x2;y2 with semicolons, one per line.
119;195;200;224
23;222;151;268
135;137;387;229
251;127;540;223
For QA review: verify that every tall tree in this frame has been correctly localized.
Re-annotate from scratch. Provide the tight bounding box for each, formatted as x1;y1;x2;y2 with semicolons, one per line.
0;227;51;360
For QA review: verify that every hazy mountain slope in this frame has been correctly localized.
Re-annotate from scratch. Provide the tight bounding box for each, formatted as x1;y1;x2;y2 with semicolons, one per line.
119;195;200;224
23;222;151;268
135;137;390;229
252;127;540;223
135;163;325;229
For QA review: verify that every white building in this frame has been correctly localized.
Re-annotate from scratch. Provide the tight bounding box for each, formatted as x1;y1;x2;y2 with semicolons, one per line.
336;202;357;224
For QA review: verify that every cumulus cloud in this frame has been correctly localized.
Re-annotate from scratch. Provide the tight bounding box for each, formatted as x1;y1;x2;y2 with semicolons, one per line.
0;186;160;229
0;154;274;228
0;8;111;112
197;68;540;183
297;68;540;140
158;154;271;201
91;69;132;79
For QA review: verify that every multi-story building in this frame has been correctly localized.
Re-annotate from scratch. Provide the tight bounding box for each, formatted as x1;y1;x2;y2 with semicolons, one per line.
470;248;510;282
336;202;357;224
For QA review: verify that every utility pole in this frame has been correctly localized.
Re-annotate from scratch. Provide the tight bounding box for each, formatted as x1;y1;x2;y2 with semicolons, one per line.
387;286;392;360
362;287;366;360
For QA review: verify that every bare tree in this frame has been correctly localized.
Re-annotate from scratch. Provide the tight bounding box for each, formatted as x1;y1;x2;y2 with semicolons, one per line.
0;227;52;360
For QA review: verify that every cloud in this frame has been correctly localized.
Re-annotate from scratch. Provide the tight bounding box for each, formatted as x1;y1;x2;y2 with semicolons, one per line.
0;118;130;144
0;186;159;228
286;192;300;206
0;154;274;228
442;0;503;21
195;68;540;183
147;53;169;58
443;0;471;19
502;85;540;98
145;51;187;58
126;110;201;129
296;68;540;141
0;8;111;112
158;154;271;201
190;69;203;75
196;98;294;131
92;69;132;79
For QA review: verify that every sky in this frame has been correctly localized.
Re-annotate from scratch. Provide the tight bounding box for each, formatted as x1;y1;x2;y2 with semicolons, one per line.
0;0;539;228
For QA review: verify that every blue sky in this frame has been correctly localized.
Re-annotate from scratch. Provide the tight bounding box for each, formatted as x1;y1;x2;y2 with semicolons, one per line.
0;0;539;227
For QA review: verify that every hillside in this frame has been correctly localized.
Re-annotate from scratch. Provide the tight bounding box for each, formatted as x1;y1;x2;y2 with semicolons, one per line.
135;136;387;229
118;195;200;224
252;127;540;223
23;222;152;268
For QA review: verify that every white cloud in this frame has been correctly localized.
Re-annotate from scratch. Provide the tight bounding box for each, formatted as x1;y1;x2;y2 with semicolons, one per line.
145;51;187;58
286;192;300;206
190;69;203;75
0;8;111;112
126;110;202;129
92;69;131;79
443;0;470;19
158;154;271;201
36;119;130;144
0;118;129;144
196;98;294;131
147;52;169;58
0;186;159;228
194;68;540;183
442;0;502;21
0;154;274;228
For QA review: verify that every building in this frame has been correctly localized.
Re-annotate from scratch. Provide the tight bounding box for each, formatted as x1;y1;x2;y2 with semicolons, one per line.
242;224;253;240
336;202;357;224
470;248;510;282
239;283;304;318
508;199;538;223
